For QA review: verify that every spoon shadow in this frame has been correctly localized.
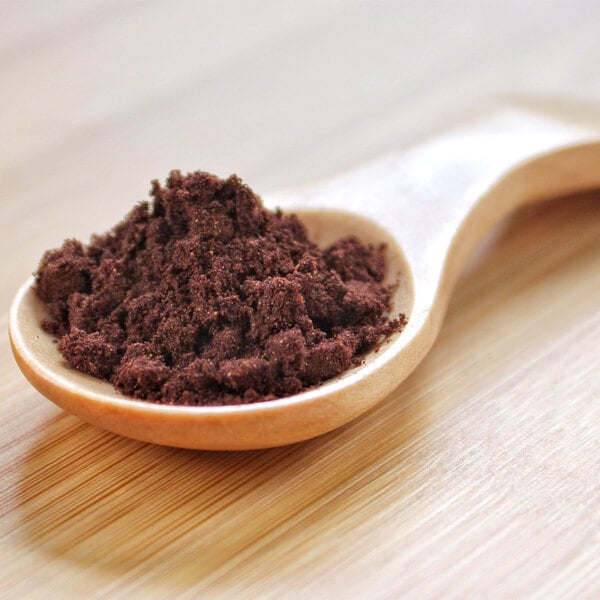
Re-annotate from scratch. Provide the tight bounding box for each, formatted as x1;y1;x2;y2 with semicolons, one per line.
14;375;430;591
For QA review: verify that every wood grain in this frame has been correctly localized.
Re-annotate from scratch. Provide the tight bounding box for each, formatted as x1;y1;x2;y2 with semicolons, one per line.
1;2;599;598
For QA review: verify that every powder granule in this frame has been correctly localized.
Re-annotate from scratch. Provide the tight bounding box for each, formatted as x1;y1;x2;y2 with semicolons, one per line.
35;171;405;405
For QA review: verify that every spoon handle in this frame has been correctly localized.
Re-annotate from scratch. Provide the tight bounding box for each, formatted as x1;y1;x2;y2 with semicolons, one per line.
270;108;600;324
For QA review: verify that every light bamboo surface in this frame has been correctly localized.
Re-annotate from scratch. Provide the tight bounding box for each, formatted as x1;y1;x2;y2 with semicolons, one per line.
1;2;599;599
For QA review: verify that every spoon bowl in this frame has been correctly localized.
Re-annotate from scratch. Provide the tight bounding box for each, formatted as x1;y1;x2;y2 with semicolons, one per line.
9;108;600;449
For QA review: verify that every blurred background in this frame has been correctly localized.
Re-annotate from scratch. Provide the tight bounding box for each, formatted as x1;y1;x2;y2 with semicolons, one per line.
2;3;600;598
3;0;600;291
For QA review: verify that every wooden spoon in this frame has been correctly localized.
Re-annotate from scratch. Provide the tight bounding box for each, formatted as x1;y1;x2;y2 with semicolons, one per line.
9;109;600;450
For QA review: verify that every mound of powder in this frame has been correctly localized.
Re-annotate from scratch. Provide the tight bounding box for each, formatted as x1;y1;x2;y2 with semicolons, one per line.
35;171;405;405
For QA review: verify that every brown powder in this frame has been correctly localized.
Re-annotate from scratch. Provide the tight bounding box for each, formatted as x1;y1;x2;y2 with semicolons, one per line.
35;171;405;405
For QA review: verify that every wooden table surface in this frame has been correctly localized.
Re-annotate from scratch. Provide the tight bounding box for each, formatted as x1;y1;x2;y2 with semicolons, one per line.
1;2;599;598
